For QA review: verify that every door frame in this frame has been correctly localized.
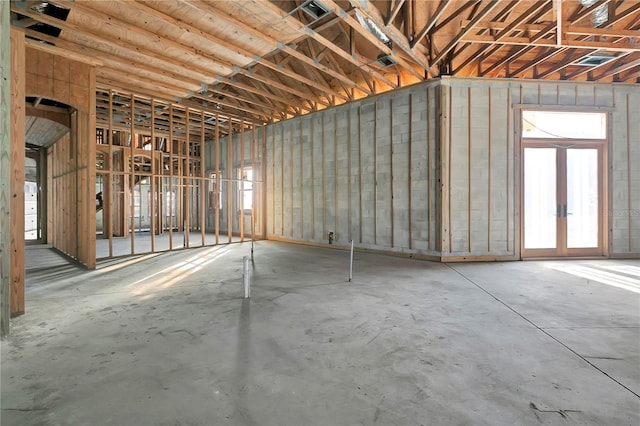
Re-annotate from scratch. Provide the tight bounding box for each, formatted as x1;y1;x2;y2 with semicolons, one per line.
516;106;610;259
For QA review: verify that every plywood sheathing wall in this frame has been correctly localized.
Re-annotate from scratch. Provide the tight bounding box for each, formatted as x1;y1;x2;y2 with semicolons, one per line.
26;47;96;268
263;78;639;260
10;28;26;317
264;82;441;258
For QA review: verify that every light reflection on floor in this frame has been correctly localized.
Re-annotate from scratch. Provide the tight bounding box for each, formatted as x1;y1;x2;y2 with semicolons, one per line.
127;245;230;298
551;263;640;294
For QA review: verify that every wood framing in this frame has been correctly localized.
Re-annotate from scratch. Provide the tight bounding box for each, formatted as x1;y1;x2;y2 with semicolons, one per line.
10;28;26;317
1;2;11;335
9;0;639;125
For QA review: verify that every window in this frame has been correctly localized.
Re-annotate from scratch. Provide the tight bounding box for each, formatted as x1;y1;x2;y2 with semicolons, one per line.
522;111;606;140
240;168;253;211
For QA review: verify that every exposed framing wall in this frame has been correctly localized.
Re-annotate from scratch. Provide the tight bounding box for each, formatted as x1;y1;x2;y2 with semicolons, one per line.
95;91;262;258
205;123;265;242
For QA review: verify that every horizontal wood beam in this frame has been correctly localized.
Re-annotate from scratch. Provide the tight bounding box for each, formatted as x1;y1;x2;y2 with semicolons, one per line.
21;28;206;88
23;35;103;66
50;0;233;74
12;2;219;81
461;34;639;52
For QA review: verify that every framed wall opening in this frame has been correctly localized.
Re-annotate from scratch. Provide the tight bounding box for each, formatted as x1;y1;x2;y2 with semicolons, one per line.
520;109;608;258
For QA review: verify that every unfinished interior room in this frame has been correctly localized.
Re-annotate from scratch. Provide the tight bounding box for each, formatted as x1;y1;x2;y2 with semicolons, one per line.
1;0;639;424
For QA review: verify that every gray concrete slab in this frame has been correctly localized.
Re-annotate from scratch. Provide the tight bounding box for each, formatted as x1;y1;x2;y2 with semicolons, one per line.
2;242;639;425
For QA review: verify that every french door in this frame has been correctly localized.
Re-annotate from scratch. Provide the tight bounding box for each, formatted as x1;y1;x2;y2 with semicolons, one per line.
522;142;605;258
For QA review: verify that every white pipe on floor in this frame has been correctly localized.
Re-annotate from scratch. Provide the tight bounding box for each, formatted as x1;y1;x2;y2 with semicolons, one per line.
349;240;354;282
243;256;250;298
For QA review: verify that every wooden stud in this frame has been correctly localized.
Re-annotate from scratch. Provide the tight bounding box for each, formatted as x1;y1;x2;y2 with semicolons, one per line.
627;94;632;252
251;124;256;244
271;124;275;237
130;97;135;255
447;85;452;253
468;87;473;253
201;110;206;247
299;120;304;240
150;99;156;253
505;87;520;252
215;113;220;245
408;93;413;250
374;102;378;245
358;106;363;244
322;113;326;239
107;90;114;257
488;87;492;253
10;28;25;318
390;99;394;248
240;121;245;241
334;112;338;242
310;117;315;240
261;125;267;239
290;122;294;238
347;108;352;243
169;105;174;250
227;121;233;244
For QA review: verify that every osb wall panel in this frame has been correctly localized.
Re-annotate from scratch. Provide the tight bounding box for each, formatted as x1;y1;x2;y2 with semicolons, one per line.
27;47;96;267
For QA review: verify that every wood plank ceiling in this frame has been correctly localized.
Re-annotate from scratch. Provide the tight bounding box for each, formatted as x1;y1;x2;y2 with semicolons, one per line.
11;0;640;125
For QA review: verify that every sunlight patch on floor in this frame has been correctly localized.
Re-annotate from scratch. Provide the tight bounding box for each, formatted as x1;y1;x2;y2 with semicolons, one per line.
551;264;640;294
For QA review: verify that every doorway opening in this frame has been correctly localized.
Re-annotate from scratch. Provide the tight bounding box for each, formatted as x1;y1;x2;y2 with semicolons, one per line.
521;110;607;258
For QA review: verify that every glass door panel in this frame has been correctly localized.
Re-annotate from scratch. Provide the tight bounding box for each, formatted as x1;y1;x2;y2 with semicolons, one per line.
524;148;557;250
567;149;599;249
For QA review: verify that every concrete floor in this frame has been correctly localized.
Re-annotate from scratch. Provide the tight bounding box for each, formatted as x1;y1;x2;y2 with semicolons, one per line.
2;242;639;425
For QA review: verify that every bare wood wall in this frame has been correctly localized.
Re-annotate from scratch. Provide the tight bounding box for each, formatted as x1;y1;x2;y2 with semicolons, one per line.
27;47;96;268
264;82;441;257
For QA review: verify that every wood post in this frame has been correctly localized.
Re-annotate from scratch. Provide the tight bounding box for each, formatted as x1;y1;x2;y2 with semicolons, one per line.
1;2;12;335
10;27;25;318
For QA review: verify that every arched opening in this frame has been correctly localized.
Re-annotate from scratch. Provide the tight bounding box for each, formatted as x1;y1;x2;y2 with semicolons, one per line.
24;96;73;244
